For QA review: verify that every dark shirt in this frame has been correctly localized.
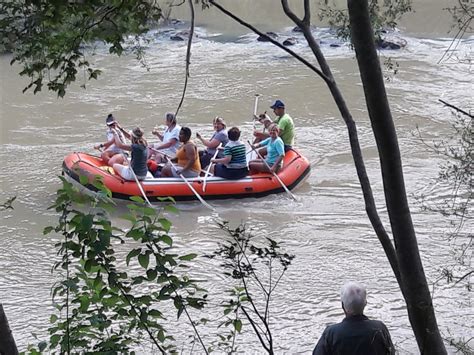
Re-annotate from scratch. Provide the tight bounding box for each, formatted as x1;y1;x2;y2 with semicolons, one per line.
313;315;395;355
131;144;148;177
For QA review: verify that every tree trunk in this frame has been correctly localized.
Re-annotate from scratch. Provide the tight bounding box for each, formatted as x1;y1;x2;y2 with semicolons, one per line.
347;0;447;353
0;304;18;355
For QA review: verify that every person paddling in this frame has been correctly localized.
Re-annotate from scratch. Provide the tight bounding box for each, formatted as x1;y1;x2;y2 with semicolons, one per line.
210;127;248;179
161;127;201;178
111;127;150;181
150;112;181;162
196;116;229;168
94;114;128;165
249;124;285;174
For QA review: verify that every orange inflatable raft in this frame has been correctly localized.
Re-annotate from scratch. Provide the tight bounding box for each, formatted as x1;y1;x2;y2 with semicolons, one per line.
62;150;311;201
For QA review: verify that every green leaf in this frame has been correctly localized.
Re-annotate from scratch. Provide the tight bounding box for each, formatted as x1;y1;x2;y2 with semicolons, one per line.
158;218;172;231
84;259;93;272
143;207;156;216
179;253;197;261
146;269;157;281
164;204;179;214
223;308;232;315
130;196;144;203
50;314;58;323
126;249;141;265
149;309;163;318
127;229;145;241
138;253;149;269
233;319;242;333
43;226;54;235
161;235;173;247
79;175;89;185
38;341;47;352
79;296;90;312
157;329;165;342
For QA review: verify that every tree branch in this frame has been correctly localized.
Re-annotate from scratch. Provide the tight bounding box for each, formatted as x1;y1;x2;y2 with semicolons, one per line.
175;0;195;118
241;306;271;354
439;99;474;118
208;0;331;84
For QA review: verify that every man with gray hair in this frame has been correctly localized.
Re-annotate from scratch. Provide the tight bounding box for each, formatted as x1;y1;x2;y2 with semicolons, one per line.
313;282;395;355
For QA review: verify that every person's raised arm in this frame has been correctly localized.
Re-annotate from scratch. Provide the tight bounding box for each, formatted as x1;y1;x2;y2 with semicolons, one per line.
152;127;164;141
113;130;132;151
115;122;131;140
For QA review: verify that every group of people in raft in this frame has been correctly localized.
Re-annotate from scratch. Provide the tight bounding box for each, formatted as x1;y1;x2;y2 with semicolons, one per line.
93;99;295;181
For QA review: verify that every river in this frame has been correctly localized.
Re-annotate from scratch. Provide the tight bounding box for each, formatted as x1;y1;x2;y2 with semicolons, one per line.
0;0;472;353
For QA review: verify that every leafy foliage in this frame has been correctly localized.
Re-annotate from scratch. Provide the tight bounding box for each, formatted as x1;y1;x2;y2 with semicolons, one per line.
0;0;162;96
415;105;473;291
318;0;412;41
25;176;207;354
209;221;295;354
440;0;473;64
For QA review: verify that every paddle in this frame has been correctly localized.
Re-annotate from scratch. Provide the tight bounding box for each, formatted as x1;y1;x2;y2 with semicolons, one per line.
247;140;297;201
111;128;153;207
253;94;260;130
128;157;153;207
203;143;222;192
165;156;215;211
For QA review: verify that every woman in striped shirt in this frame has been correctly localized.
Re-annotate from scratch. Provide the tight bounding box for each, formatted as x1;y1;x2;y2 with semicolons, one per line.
211;127;248;179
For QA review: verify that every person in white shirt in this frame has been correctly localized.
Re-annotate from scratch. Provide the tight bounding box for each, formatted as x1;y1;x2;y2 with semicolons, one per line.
150;112;181;163
94;114;128;166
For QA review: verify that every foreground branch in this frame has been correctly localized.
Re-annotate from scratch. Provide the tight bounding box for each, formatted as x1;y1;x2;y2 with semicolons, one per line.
208;0;330;84
439;99;474;118
175;0;195;118
0;304;18;355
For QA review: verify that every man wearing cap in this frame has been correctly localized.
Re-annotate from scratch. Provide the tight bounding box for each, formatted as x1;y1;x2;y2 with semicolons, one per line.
254;99;295;152
94;114;129;165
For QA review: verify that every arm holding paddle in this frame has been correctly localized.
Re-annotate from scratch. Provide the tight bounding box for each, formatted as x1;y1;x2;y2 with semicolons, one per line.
211;152;231;165
196;132;221;149
115;122;131;139
112;130;131;151
248;138;297;201
94;138;113;151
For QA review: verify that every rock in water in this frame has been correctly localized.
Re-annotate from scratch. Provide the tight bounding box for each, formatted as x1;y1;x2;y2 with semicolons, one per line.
257;32;279;42
283;37;298;46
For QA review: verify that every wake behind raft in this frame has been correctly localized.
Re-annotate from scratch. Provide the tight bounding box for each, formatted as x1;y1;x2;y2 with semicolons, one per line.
62;149;311;202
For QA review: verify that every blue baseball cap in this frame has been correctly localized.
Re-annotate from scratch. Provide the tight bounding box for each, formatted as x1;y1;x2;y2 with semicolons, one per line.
270;99;285;109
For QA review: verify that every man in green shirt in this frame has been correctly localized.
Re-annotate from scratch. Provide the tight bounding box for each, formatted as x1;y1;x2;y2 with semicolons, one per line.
254;99;295;151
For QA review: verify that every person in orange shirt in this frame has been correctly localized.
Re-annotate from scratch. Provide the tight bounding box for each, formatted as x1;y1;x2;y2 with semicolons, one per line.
161;127;201;178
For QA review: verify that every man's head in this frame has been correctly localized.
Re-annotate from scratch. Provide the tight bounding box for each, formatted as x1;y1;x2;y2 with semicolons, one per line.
340;282;367;316
270;99;285;116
